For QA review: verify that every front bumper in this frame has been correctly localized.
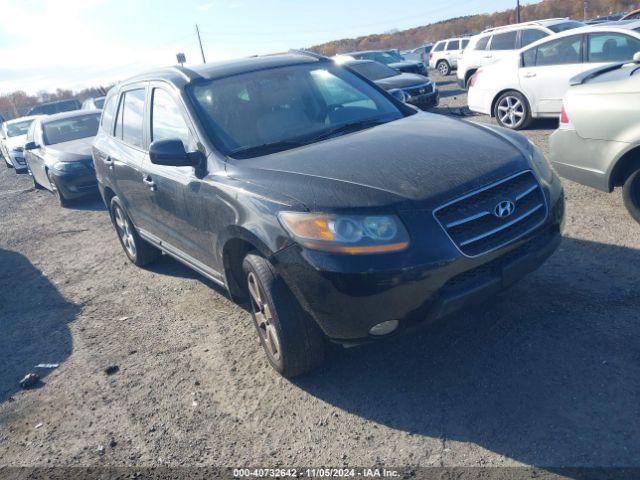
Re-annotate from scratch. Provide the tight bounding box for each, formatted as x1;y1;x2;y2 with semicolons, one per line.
406;90;439;110
550;128;622;193
50;170;98;199
272;193;564;344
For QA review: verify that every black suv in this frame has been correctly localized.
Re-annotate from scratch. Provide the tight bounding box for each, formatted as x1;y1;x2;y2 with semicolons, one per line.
94;52;565;378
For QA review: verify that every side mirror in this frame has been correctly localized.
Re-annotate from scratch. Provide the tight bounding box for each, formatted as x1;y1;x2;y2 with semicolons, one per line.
24;141;39;150
149;139;199;167
633;51;640;63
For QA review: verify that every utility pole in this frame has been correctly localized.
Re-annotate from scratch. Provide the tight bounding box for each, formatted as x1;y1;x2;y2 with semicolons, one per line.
516;0;521;23
195;24;207;64
583;1;588;21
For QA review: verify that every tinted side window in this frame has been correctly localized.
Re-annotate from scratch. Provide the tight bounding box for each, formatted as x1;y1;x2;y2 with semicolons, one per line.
101;95;117;133
521;29;549;47
475;36;490;50
151;89;191;147
446;40;460;51
115;89;145;148
588;33;640;62
433;42;445;52
461;39;469;49
491;31;518;50
535;35;582;66
522;47;537;67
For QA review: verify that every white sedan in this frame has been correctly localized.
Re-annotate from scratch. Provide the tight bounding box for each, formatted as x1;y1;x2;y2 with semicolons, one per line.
468;22;640;129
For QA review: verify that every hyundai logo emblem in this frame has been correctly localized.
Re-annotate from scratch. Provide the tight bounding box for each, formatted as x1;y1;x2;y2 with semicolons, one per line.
494;200;516;219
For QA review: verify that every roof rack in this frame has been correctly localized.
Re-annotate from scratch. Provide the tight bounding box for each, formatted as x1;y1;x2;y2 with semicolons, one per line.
481;18;569;34
288;49;331;62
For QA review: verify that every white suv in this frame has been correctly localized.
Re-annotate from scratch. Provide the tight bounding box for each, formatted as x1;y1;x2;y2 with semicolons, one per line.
429;37;470;76
457;18;584;89
468;23;640;129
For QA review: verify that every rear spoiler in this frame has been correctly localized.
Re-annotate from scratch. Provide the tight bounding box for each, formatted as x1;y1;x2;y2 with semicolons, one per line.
569;62;626;86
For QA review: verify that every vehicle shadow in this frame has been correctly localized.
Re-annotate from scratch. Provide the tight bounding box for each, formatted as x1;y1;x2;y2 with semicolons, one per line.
438;89;466;99
66;195;106;212
296;237;640;467
0;249;80;404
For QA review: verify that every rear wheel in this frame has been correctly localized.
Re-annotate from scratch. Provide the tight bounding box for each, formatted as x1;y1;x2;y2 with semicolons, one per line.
243;252;325;378
4;156;13;168
109;197;160;266
494;91;532;130
437;60;451;76
623;168;640;225
47;170;70;207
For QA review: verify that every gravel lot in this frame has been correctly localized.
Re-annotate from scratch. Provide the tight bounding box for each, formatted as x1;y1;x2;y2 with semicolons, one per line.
1;73;639;471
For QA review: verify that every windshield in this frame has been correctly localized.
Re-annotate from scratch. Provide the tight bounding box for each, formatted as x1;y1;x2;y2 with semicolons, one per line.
42;113;100;145
548;21;584;33
348;62;400;81
94;97;105;109
189;63;404;158
6;120;34;137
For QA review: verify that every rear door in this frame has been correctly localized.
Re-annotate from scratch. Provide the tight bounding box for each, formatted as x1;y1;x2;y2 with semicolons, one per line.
108;86;159;234
484;30;518;66
26;121;49;187
519;34;585;115
445;39;460;66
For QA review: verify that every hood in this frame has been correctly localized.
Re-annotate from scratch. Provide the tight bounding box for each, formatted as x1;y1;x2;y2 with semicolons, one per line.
6;134;27;151
44;137;95;163
228;113;531;211
376;73;431;90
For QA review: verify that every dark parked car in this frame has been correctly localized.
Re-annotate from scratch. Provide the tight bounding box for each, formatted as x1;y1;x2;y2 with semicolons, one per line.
345;49;428;75
93;52;564;378
24;110;100;206
345;59;439;109
27;98;82;116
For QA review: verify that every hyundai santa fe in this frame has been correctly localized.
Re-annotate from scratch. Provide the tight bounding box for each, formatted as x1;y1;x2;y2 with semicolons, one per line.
93;52;565;378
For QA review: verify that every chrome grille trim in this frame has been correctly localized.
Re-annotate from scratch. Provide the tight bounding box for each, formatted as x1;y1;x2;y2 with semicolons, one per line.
433;170;549;258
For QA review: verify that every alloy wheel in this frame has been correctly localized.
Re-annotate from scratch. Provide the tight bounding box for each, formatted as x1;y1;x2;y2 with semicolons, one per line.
438;62;448;75
247;271;281;361
113;205;137;259
497;95;526;128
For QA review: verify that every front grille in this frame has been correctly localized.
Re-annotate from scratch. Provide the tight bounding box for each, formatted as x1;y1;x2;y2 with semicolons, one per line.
434;171;548;257
406;83;433;97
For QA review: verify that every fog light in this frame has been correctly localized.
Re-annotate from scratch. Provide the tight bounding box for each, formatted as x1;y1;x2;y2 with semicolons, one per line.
369;320;399;336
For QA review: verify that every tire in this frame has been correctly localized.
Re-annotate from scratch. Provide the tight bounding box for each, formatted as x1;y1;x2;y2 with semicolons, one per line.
437;60;451;76
243;252;325;378
46;169;71;207
623;168;640;225
29;169;44;190
493;91;532;130
5;157;13;169
109;197;160;266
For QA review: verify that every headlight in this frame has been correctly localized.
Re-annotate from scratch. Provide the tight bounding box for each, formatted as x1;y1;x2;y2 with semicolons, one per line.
278;212;410;254
527;140;553;183
53;161;85;172
388;89;407;103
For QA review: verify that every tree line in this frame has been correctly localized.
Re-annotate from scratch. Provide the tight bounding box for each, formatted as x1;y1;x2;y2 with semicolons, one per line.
310;0;638;56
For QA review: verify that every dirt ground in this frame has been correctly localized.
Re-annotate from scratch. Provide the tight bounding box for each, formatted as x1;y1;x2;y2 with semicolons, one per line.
1;74;639;471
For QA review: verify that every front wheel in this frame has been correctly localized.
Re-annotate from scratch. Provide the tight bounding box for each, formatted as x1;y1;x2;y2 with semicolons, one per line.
109;197;160;266
243;252;325;378
437;61;451;76
47;170;70;207
623;168;640;225
494;91;532;130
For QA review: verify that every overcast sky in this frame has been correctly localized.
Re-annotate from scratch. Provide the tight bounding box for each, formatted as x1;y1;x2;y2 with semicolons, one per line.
0;0;538;95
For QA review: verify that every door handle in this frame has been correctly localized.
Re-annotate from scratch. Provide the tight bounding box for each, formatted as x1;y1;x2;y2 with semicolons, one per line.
483;55;493;58
523;72;537;78
142;174;157;191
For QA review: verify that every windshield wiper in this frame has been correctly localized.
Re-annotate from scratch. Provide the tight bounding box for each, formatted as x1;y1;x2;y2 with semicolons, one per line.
229;139;308;159
307;118;389;143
